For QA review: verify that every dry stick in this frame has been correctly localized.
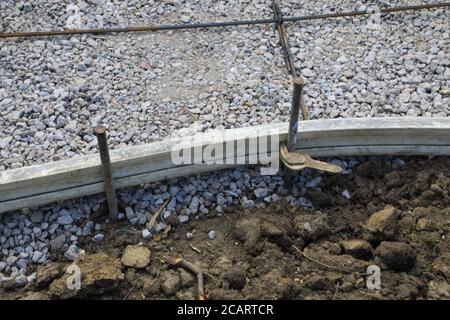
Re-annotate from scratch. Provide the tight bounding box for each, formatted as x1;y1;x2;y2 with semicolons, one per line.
147;198;170;230
190;244;202;254
289;238;343;299
167;257;205;300
288;237;361;275
123;280;138;300
332;282;340;300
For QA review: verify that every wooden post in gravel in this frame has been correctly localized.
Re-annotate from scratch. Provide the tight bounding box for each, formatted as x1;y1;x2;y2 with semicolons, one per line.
95;125;119;220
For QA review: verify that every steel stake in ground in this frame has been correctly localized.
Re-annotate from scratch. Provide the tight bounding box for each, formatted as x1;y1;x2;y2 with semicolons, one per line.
284;77;304;186
95;125;119;220
282;78;342;186
287;78;304;151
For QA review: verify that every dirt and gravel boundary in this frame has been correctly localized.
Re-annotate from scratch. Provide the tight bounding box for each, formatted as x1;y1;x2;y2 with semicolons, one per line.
1;156;448;300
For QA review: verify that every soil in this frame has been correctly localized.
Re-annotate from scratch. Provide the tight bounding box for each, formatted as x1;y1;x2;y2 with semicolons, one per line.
1;156;449;300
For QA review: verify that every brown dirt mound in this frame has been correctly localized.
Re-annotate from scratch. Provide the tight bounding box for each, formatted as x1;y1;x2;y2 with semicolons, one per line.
1;157;449;300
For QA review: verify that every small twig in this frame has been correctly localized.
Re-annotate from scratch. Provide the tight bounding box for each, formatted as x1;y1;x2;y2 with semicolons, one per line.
147;199;170;230
395;184;409;196
288;237;361;275
111;226;140;237
203;271;219;283
161;224;172;238
332;282;340;300
190;244;202;254
166;257;205;300
80;205;107;228
222;212;233;222
148;267;163;291
123;281;138;300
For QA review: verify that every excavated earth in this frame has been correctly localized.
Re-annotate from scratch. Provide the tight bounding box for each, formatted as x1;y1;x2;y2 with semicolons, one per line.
1;156;449;300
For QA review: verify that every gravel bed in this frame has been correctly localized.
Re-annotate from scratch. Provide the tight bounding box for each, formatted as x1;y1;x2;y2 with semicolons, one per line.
0;27;290;170
0;0;273;32
286;4;449;119
0;0;449;289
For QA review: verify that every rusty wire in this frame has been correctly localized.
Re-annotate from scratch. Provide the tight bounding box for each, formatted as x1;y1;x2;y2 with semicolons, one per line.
0;2;448;39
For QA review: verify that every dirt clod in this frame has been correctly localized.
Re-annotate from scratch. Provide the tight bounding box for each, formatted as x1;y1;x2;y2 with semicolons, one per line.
304;189;335;208
179;269;195;288
226;269;247;291
293;213;330;242
121;245;151;269
427;280;450;299
242;269;297;299
161;271;181;296
48;252;124;299
339;239;373;260
374;242;416;271
234;217;262;253
365;206;399;240
19;292;50;300
304;275;334;291
35;263;62;289
432;254;450;280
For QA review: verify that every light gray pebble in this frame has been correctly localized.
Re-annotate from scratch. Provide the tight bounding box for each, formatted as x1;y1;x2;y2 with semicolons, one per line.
341;189;351;199
125;207;135;220
92;234;104;242
32;251;43;263
64;245;79;261
178;215;189;224
254;188;269;199
48;224;59;234
163;210;172;220
188;196;200;214
306;176;322;188
14;274;28;288
57;215;73;226
49;234;66;250
242;197;255;209
16;259;28;270
6;256;18;266
30;212;44;224
142;229;152;240
208;230;216;240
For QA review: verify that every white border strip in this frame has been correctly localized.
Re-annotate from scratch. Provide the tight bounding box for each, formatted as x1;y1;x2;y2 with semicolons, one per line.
0;117;449;213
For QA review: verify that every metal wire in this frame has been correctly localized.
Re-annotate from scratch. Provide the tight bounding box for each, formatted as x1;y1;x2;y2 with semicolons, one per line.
284;2;450;22
271;0;309;120
272;0;297;77
0;2;448;39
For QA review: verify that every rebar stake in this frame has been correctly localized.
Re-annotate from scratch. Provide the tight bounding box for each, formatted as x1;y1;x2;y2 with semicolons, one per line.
284;77;304;186
287;78;304;151
282;78;342;187
95;125;119;220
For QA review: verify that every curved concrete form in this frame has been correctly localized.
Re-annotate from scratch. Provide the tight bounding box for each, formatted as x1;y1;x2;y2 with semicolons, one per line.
0;117;449;213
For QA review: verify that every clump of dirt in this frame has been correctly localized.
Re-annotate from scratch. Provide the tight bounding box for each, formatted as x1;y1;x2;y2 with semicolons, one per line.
1;157;449;300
